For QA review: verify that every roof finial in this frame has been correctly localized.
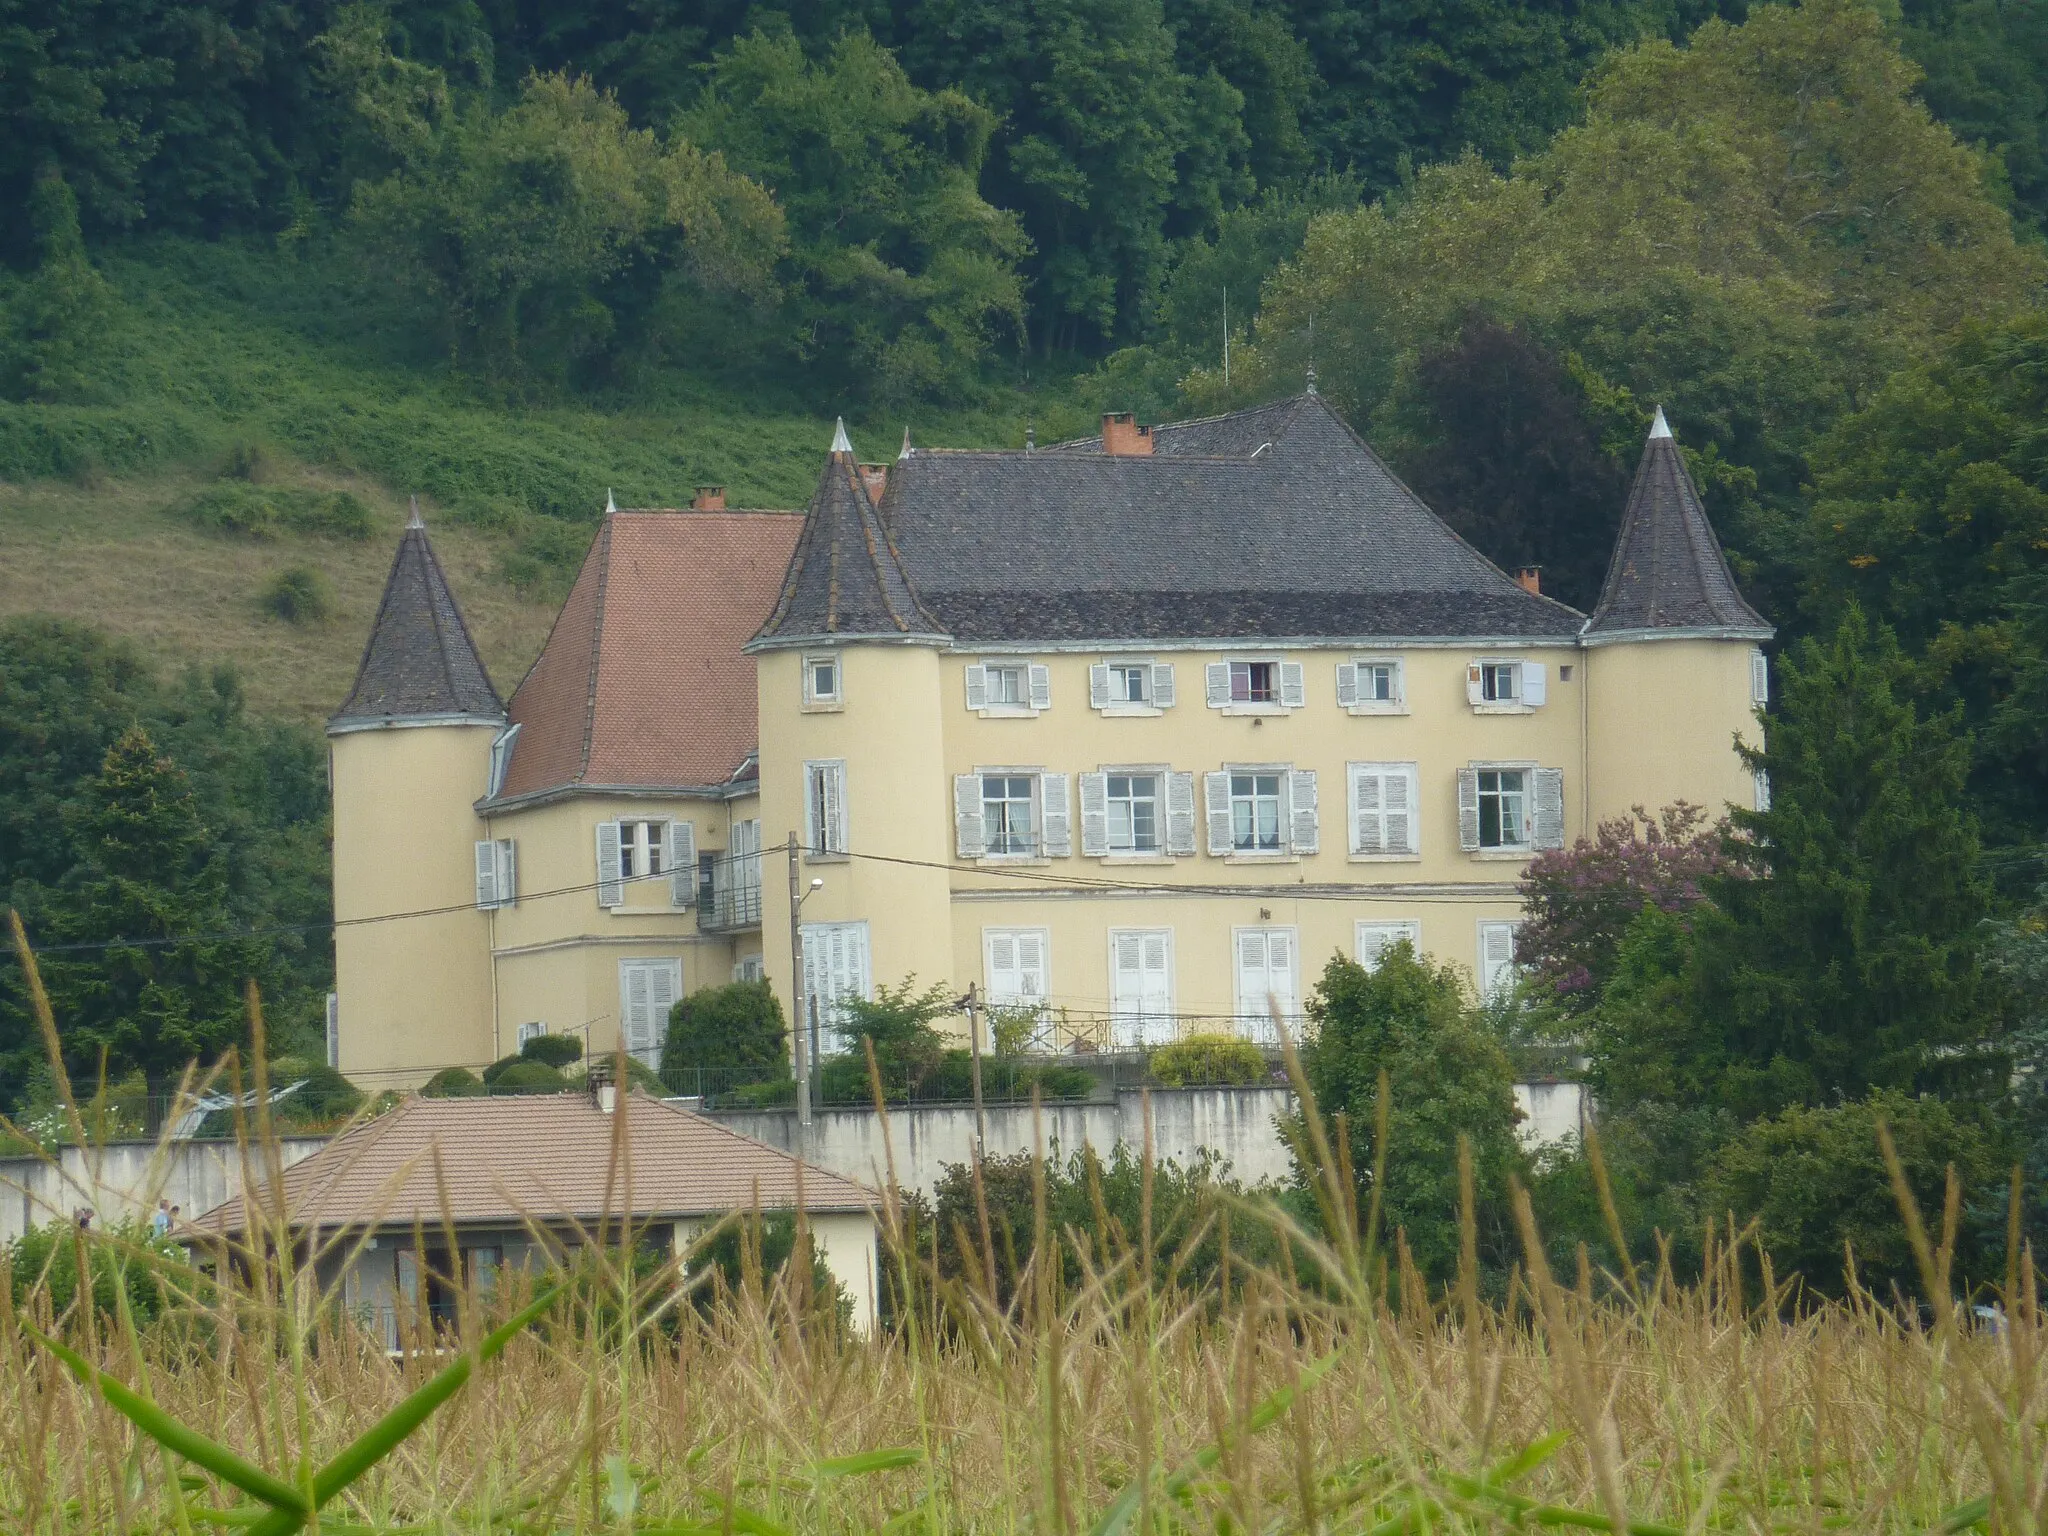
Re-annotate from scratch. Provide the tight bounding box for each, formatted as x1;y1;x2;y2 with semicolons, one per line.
407;494;424;530
1025;420;1035;453
1649;405;1672;440
1305;364;1318;396
1305;314;1317;394
898;425;913;462
830;417;852;455
605;487;617;514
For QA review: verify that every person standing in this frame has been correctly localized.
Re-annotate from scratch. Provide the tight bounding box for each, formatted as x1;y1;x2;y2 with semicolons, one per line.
151;1199;172;1238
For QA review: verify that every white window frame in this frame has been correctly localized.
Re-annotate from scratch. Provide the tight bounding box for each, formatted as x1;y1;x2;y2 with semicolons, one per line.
1090;658;1176;717
1753;768;1772;813
515;1020;548;1049
1478;921;1521;1003
1346;762;1420;860
1458;763;1564;855
981;771;1039;857
1207;656;1306;716
733;954;765;984
983;927;1052;1047
1108;928;1176;1049
1473;765;1533;852
618;957;682;1070
1751;648;1770;707
474;838;517;911
1104;768;1164;857
957;769;1070;860
801;920;871;1056
1233;926;1299;1044
802;651;843;710
965;659;1052;717
1356;920;1421;972
1467;658;1547;714
619;819;666;880
1337;656;1407;715
487;723;521;798
1228;768;1287;856
804;760;848;859
324;992;339;1068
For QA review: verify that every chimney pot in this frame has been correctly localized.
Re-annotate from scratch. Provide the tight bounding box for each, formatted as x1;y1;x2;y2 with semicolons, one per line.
1516;567;1542;595
692;486;726;511
1101;411;1153;457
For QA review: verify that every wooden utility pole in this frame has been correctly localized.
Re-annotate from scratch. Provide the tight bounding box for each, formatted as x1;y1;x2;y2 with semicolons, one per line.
962;982;986;1155
787;833;811;1128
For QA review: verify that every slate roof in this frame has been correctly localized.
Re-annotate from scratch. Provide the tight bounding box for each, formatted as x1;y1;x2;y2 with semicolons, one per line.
199;1091;873;1235
754;434;942;645
491;508;803;803
331;510;503;730
777;392;1582;645
1586;411;1772;642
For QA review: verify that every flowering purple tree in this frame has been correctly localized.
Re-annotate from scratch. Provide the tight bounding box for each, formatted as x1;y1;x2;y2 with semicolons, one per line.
1516;803;1734;1011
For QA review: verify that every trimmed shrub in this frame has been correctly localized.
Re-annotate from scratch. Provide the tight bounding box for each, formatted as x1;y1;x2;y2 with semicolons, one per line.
262;565;328;623
488;1060;571;1094
520;1032;584;1068
270;1061;362;1122
661;980;788;1092
1150;1034;1268;1087
420;1066;483;1097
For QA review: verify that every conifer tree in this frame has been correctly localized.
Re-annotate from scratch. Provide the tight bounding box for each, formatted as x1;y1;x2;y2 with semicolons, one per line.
0;165;115;402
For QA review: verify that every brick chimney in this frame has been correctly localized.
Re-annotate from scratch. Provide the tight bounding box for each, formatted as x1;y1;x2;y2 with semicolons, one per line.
691;486;726;511
1102;412;1153;456
857;463;889;501
1516;566;1542;595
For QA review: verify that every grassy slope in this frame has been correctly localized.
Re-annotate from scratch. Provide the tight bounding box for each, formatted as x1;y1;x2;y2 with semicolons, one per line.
0;239;1104;722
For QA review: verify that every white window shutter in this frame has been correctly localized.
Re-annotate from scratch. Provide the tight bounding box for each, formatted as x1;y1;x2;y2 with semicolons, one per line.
1040;772;1072;856
1753;769;1771;812
1522;662;1547;707
1533;768;1566;849
1206;662;1230;707
824;763;847;852
623;963;652;1057
1089;664;1111;709
1389;768;1416;854
1016;931;1047;1007
1235;930;1267;1029
667;821;696;906
1268;929;1297;1018
1390;661;1406;705
964;664;988;711
1288;769;1319;855
1351;767;1382;854
1151;663;1176;707
1335;662;1358;708
1204;771;1232;856
1457;770;1481;851
1751;649;1769;706
325;992;340;1068
1357;921;1421;971
475;840;499;910
987;931;1018;996
1279;661;1305;708
647;963;680;1068
1165;771;1197;856
596;822;624;908
1079;772;1109;857
1480;922;1519;1000
1028;663;1052;710
954;774;986;858
498;840;517;907
1465;662;1484;706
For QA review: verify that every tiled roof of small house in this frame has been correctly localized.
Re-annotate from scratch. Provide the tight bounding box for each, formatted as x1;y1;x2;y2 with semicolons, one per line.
490;507;803;803
794;391;1582;645
199;1091;873;1234
331;507;503;730
1586;409;1772;642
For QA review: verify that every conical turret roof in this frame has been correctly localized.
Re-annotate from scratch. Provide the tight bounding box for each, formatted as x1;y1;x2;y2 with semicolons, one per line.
753;420;946;647
1585;410;1772;642
330;506;503;730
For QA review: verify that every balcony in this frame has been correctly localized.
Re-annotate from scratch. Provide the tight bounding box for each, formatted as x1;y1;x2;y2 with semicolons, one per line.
697;878;763;934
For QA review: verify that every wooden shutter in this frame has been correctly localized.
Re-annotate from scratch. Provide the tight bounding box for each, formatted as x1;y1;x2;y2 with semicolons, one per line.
1205;662;1230;707
1028;663;1052;710
1387;767;1415;854
1288;769;1319;855
667;822;696;906
1236;930;1275;1040
1040;773;1072;856
622;962;652;1058
1267;929;1297;1019
1521;662;1546;707
1165;771;1196;856
1457;770;1480;851
1335;662;1358;708
1089;664;1111;708
1139;931;1171;1040
954;774;986;858
498;840;517;907
1352;766;1382;854
1479;923;1518;1000
823;763;846;852
1111;932;1145;1047
1753;769;1771;812
1079;772;1109;857
596;822;624;908
964;663;988;711
987;930;1019;999
1751;649;1769;705
646;962;679;1067
1357;921;1420;971
1015;930;1047;1007
1279;662;1306;708
1533;768;1565;849
325;992;339;1068
1204;771;1233;855
1151;663;1176;707
475;840;499;910
1465;662;1484;706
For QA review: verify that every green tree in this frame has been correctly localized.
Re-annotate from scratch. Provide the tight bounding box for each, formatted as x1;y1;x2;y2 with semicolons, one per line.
0;164;116;401
1301;944;1523;1280
660;978;787;1091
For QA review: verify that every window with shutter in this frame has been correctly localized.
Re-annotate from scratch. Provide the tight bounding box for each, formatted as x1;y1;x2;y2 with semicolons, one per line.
1110;929;1174;1048
1094;658;1166;715
805;761;848;856
1103;771;1161;854
666;822;697;906
1457;770;1481;851
1204;771;1232;855
1357;921;1421;971
1040;773;1072;856
1028;664;1052;709
1205;662;1231;707
1470;659;1538;712
1223;768;1287;854
1234;927;1298;1043
985;927;1051;1042
1213;658;1299;713
1478;922;1520;1001
1349;763;1419;856
1165;772;1197;856
1751;649;1769;706
964;664;988;711
1343;657;1404;713
1279;662;1306;707
618;958;682;1069
801;921;870;1055
1150;663;1176;708
953;773;986;857
1521;663;1547;707
475;840;500;910
1469;766;1534;850
1090;665;1112;708
1532;768;1566;849
1288;769;1319;855
1079;772;1109;857
596;823;624;908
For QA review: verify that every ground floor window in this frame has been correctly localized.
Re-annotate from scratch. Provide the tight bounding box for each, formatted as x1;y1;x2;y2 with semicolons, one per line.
1356;921;1421;972
1233;927;1298;1044
801;920;871;1056
618;958;682;1069
1478;921;1522;1002
984;927;1052;1048
1109;928;1175;1049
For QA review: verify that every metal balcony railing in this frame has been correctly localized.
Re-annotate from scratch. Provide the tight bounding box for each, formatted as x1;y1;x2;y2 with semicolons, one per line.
696;880;763;933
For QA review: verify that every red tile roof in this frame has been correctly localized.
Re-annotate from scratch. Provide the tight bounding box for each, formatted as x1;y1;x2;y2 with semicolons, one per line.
496;510;802;800
200;1092;873;1234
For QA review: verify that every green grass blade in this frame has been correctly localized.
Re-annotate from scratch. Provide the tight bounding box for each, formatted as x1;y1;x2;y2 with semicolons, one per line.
813;1447;925;1480
1482;1432;1572;1487
1932;1495;1992;1533
27;1326;309;1516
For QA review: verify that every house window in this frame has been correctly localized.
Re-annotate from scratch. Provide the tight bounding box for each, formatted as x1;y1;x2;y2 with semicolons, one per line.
966;661;1051;714
805;760;847;856
620;820;665;878
1476;769;1528;849
1231;660;1277;704
982;774;1038;856
1233;927;1298;1044
473;838;517;910
618;958;682;1069
1206;659;1305;712
801;920;871;1056
1359;661;1397;702
1479;663;1518;704
1356;921;1421;972
1091;660;1176;713
984;928;1051;1044
1478;921;1521;1002
1468;659;1547;710
1230;772;1284;853
1110;929;1174;1048
733;955;765;984
487;723;521;798
515;1020;548;1049
1338;658;1405;713
1109;665;1149;704
804;653;842;707
1348;763;1419;856
988;664;1028;707
1106;773;1160;854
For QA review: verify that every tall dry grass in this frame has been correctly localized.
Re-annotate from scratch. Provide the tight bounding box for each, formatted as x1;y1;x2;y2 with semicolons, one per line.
2;926;2040;1533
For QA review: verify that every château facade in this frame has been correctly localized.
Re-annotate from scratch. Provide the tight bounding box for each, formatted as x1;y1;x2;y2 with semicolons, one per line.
326;393;1770;1087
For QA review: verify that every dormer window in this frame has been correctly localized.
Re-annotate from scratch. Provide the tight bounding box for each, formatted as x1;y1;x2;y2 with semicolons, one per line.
803;652;842;709
487;723;521;798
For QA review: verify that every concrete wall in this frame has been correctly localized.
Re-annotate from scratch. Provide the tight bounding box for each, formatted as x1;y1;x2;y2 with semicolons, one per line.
1514;1081;1588;1150
0;1138;330;1245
